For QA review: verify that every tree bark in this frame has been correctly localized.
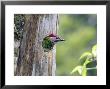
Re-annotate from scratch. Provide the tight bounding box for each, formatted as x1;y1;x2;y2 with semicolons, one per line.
15;14;58;76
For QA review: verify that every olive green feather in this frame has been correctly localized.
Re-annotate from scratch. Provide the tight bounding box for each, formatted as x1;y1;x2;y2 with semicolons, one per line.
42;37;54;52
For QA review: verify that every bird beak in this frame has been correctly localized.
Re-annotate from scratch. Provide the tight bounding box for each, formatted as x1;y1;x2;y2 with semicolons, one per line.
55;37;65;42
60;39;65;41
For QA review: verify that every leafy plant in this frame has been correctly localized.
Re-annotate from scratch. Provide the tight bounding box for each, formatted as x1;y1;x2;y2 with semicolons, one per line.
71;44;97;76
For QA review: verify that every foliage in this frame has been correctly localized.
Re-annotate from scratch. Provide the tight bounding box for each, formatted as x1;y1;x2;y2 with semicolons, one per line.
14;14;25;41
71;44;97;76
56;14;97;76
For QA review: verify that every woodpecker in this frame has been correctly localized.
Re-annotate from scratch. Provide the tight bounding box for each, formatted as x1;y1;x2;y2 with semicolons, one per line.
42;33;65;52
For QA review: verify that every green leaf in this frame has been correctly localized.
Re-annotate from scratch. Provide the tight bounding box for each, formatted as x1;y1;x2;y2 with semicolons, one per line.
80;52;92;60
82;58;92;76
79;52;92;65
92;44;97;58
84;59;92;65
82;65;87;76
70;44;97;76
71;66;82;75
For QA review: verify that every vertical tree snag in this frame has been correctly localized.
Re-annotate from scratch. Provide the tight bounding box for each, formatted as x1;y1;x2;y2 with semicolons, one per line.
15;14;58;76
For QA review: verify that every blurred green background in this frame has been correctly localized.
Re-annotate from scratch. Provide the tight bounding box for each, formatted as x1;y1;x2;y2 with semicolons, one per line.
56;14;97;76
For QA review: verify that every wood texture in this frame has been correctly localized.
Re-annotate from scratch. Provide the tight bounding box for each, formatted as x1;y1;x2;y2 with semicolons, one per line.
15;14;58;76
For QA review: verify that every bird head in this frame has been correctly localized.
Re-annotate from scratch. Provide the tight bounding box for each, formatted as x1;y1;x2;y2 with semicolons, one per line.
42;33;65;52
48;33;65;43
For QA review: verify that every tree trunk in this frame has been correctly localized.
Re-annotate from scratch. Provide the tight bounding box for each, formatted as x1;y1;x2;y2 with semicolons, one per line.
15;14;58;76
